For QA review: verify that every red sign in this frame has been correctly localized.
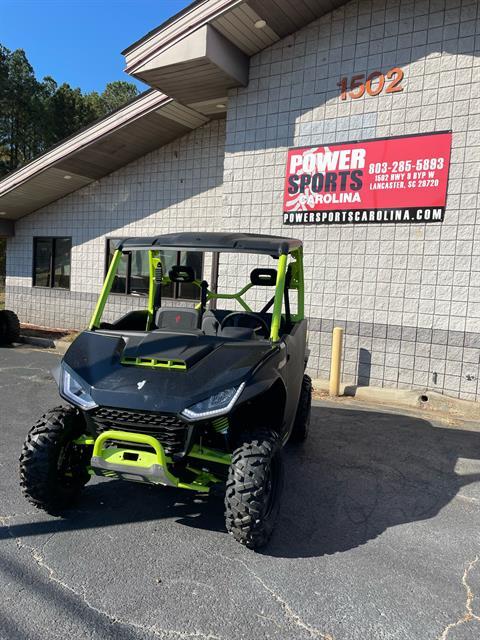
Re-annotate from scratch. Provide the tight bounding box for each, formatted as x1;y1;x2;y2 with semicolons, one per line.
283;132;452;225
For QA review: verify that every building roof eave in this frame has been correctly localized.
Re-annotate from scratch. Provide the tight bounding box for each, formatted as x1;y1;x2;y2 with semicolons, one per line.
122;0;350;110
0;91;209;220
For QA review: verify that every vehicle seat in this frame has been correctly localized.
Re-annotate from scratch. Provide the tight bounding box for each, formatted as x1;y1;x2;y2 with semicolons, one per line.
202;309;284;337
201;309;231;335
155;308;200;332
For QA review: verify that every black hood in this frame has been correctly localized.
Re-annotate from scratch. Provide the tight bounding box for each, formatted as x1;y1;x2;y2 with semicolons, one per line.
61;330;275;414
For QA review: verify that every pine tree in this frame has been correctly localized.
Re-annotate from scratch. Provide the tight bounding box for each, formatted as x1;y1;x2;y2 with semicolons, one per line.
98;81;140;115
0;44;139;178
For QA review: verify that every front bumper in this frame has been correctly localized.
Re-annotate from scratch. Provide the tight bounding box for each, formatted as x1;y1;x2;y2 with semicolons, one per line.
79;430;231;492
90;429;179;486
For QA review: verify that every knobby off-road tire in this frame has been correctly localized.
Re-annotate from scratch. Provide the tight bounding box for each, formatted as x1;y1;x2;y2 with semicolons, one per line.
225;428;284;549
0;309;20;345
289;374;312;443
19;406;91;514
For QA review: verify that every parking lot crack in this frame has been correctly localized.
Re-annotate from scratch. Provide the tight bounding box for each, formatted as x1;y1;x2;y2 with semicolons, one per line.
0;514;16;526
2;518;225;640
437;555;480;640
217;553;334;639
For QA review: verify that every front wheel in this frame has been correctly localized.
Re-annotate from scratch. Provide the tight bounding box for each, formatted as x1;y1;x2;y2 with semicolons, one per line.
19;406;91;514
225;428;284;549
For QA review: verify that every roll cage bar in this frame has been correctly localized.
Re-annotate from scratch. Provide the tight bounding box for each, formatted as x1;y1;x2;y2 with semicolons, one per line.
89;247;304;342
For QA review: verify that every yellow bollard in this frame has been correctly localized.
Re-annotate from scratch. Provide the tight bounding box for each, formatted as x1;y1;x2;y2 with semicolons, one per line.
329;327;344;396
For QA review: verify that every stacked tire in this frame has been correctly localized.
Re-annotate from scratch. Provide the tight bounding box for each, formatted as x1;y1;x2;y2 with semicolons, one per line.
0;309;20;345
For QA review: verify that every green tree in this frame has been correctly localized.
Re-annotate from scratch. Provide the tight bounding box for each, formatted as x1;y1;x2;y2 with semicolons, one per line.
46;83;97;144
0;46;9;174
98;80;139;115
84;81;139;119
0;45;139;300
0;44;139;177
0;47;40;172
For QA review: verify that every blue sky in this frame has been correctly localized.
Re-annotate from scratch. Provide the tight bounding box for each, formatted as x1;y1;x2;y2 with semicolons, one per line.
0;0;192;93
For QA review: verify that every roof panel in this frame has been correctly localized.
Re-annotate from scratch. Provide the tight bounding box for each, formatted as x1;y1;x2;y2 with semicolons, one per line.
212;6;279;55
119;232;302;256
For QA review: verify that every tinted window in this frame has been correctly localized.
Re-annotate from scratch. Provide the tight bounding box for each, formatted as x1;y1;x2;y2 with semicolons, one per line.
130;250;149;294
106;240;203;301
33;239;52;287
33;238;71;289
53;238;71;289
108;239;129;294
178;251;203;300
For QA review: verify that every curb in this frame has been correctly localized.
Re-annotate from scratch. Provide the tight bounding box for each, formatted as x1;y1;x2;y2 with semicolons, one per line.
20;335;71;353
20;335;55;348
312;378;479;422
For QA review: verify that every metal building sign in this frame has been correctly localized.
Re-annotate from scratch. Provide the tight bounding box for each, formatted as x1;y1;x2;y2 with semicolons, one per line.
283;131;452;225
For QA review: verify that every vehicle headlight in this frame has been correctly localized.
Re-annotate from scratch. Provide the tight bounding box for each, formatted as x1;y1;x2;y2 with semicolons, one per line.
182;383;245;420
61;365;97;410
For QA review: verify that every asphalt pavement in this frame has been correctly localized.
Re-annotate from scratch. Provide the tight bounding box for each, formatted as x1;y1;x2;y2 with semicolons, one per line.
1;344;479;640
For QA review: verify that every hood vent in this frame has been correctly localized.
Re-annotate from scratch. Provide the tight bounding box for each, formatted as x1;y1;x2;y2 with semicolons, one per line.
121;356;187;370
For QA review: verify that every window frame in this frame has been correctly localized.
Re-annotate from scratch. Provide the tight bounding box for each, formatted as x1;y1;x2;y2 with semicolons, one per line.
32;236;72;290
104;238;206;302
104;238;149;297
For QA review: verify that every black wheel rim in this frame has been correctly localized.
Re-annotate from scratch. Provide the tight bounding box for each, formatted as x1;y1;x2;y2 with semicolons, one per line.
57;441;85;486
263;455;280;519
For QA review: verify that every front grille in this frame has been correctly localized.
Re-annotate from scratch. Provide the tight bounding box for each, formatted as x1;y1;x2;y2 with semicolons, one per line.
91;407;187;454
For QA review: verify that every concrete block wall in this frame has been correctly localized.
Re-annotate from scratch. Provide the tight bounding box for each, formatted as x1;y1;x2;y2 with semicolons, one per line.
220;0;480;400
5;120;225;328
4;0;480;402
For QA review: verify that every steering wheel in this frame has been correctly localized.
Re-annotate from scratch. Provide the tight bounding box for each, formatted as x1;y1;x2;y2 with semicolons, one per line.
220;312;270;338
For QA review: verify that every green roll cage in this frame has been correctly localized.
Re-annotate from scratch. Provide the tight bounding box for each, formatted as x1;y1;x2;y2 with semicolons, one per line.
89;247;304;342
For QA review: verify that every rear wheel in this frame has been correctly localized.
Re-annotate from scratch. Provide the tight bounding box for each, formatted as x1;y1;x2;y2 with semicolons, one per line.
225;428;284;549
19;406;91;514
289;374;312;443
0;309;20;345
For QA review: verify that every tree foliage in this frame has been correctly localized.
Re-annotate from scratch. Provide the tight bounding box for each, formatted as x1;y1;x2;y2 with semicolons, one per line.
0;45;139;178
0;46;139;284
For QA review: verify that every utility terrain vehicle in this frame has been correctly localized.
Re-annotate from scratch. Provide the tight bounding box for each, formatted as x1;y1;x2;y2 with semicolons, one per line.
20;232;311;548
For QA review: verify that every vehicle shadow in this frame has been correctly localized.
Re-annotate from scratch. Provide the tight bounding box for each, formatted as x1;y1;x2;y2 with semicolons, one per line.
0;479;226;543
268;404;480;558
3;404;479;559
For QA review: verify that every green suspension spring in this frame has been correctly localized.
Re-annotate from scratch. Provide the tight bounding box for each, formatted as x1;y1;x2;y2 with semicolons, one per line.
211;417;229;434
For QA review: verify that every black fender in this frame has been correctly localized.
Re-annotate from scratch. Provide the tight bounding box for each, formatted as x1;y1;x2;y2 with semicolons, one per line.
230;346;288;442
